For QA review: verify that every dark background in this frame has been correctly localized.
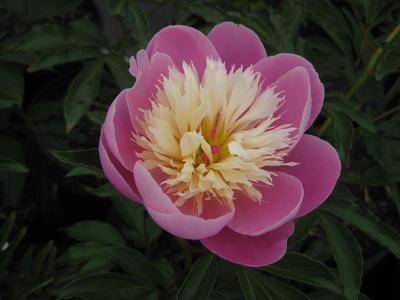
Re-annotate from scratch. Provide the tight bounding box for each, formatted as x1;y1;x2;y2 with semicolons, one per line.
0;0;399;299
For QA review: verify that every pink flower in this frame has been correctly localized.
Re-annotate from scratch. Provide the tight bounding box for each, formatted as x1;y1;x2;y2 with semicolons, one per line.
99;22;341;267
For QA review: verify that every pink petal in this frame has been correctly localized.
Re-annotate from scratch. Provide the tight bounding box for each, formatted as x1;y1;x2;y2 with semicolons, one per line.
146;25;219;77
270;66;312;147
207;22;267;70
129;49;150;78
102;90;136;171
133;162;234;240
126;52;174;125
275;134;341;217
99;132;141;202
228;172;303;236
201;221;294;267
254;53;324;129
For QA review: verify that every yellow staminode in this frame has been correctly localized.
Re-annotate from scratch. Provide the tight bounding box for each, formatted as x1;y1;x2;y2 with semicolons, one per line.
134;58;296;215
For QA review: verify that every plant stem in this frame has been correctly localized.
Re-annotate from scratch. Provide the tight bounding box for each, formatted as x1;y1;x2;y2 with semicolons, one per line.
384;76;400;104
372;105;400;123
318;23;400;136
318;116;333;136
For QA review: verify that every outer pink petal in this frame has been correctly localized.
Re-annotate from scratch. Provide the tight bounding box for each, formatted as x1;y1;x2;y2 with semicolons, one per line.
133;162;234;240
228;172;303;236
102;90;136;171
126;52;174;125
254;53;324;129
207;22;267;70
99;132;141;202
146;25;219;77
271;66;312;147
276;134;341;217
201;221;294;267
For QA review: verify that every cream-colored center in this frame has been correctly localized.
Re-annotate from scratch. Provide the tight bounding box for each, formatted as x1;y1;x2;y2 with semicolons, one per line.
134;58;296;215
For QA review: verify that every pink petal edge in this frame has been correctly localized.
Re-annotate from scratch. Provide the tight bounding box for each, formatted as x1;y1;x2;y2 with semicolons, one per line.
99;132;141;202
228;172;303;236
102;90;137;171
126;52;175;126
254;53;324;129
133;162;234;240
201;221;294;267
207;21;267;70
274;134;341;217
270;66;312;148
146;25;219;77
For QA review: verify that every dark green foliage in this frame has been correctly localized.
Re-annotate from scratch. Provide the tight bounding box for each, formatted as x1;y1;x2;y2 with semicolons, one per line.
0;0;400;299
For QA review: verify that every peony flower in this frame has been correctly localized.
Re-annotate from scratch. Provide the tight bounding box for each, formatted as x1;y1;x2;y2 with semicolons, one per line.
99;22;341;267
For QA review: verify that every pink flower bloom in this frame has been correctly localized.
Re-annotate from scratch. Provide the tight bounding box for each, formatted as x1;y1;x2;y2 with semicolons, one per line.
99;22;341;267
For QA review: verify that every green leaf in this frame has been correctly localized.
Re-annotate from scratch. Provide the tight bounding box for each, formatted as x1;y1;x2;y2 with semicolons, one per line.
236;268;274;300
32;240;55;279
50;148;102;175
0;156;29;173
333;111;353;166
126;4;150;48
80;256;115;274
0;227;26;281
60;242;102;264
328;101;375;133
29;47;100;72
266;279;310;300
104;247;157;287
85;183;120;198
15;279;55;300
0;212;16;250
0;137;27;206
288;212;317;249
58;273;155;300
362;163;400;185
0;62;24;108
260;252;340;293
319;212;363;300
64;61;104;132
375;39;400;80
144;215;162;246
14;25;75;52
60;242;113;271
66;166;105;178
66;221;127;247
364;132;384;165
152;258;174;288
112;196;161;248
2;0;83;21
177;255;218;300
210;282;244;300
305;0;352;54
87;110;106;126
385;183;400;215
321;199;400;258
184;3;224;23
107;0;127;16
308;291;347;300
105;55;133;89
112;196;143;230
14;20;104;52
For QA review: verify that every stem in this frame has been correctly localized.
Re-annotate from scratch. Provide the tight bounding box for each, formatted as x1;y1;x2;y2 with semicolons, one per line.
384;76;400;104
347;23;400;98
176;238;192;272
372;105;400;123
318;117;333;136
318;23;400;136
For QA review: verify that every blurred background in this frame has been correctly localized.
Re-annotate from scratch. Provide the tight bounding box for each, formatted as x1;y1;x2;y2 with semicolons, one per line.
0;0;399;299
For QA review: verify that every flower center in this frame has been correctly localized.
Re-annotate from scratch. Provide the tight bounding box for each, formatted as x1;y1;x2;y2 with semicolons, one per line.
133;58;297;214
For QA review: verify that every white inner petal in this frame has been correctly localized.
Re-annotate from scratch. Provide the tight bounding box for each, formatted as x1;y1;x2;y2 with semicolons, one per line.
133;58;297;215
